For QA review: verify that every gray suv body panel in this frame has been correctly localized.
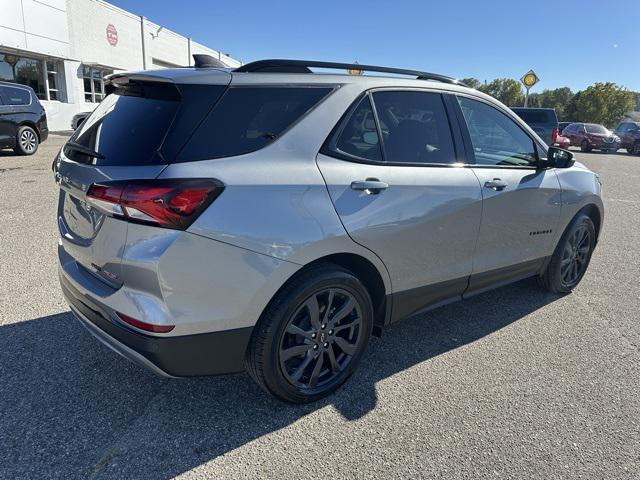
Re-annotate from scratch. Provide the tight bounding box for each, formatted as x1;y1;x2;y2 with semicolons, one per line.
55;65;603;378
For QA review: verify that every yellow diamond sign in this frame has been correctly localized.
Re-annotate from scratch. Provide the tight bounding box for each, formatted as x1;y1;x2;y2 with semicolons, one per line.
521;70;539;88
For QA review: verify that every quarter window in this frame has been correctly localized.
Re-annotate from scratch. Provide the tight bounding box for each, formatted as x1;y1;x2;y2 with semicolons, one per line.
177;86;333;161
457;97;537;167
372;91;456;164
331;96;382;162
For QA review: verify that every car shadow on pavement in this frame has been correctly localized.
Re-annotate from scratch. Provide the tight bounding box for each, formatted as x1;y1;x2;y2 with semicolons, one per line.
0;277;563;479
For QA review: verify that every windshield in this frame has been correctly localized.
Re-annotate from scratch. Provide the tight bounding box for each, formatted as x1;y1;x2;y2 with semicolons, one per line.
585;124;609;134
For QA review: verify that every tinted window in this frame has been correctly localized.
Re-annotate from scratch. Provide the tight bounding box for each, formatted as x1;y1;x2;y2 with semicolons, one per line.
458;97;537;167
66;83;181;165
178;86;332;161
372;91;456;164
512;109;554;124
330;96;382;162
585;124;608;134
0;86;30;105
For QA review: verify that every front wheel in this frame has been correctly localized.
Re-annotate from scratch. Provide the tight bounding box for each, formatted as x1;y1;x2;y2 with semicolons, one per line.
540;214;596;293
632;141;640;156
13;125;39;155
245;264;373;403
580;140;591;152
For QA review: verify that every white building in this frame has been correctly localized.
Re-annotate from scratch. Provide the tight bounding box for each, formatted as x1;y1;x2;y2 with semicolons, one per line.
0;0;241;130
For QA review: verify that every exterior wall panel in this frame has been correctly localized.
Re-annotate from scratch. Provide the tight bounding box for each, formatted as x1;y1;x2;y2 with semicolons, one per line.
0;0;241;131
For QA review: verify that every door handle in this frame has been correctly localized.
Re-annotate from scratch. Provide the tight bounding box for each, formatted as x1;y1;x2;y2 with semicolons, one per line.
484;178;508;191
351;178;389;194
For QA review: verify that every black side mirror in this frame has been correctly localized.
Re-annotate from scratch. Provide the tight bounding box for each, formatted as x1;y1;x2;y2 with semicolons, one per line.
545;146;575;168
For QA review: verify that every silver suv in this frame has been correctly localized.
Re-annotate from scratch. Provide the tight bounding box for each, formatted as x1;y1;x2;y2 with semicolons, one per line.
55;59;604;403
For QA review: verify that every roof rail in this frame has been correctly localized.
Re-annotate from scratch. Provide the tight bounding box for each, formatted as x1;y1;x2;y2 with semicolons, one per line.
234;59;467;86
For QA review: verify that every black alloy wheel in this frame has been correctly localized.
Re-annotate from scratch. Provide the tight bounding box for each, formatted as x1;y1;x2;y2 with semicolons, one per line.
279;287;363;390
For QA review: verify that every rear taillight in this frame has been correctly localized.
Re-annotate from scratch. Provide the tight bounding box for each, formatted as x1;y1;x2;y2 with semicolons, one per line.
552;127;558;142
87;178;224;230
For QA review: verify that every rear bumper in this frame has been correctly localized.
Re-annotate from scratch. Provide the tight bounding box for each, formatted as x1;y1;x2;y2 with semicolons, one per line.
60;270;252;377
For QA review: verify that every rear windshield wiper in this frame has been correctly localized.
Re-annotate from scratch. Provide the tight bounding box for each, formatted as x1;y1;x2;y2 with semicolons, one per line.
65;141;105;160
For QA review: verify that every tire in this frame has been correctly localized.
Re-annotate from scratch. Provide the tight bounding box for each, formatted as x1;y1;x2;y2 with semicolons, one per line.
539;214;596;294
580;140;591;153
627;148;634;154
245;264;373;403
13;125;39;155
633;141;640;156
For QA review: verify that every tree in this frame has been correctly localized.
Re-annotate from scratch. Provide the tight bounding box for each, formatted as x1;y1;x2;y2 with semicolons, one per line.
477;78;524;107
576;82;634;127
538;87;574;120
459;77;482;89
564;91;581;121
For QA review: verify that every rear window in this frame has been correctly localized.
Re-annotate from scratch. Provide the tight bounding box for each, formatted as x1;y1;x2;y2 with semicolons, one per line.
66;83;181;165
512;109;555;124
0;86;31;105
177;86;333;161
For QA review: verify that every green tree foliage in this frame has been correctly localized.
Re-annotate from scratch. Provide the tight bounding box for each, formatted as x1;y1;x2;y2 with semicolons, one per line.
564;91;581;121
477;78;524;107
459;77;482;89
576;82;635;127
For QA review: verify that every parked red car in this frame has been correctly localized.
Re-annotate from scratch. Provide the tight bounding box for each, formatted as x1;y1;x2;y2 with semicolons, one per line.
563;123;620;153
555;134;571;149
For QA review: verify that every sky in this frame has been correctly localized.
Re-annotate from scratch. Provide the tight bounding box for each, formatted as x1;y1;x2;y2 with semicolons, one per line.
110;0;640;92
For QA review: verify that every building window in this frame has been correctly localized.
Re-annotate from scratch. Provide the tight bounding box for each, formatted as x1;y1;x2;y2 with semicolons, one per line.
46;61;64;101
82;65;113;103
0;52;46;99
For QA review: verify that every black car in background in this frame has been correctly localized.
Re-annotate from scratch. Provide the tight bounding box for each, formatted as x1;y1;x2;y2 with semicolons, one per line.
511;107;559;146
0;81;48;155
614;121;640;155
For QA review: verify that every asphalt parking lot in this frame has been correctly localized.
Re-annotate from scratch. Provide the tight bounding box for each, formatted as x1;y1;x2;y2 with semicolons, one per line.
0;134;638;479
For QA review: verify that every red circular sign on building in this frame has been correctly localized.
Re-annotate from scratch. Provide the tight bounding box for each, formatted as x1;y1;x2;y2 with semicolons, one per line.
106;24;118;46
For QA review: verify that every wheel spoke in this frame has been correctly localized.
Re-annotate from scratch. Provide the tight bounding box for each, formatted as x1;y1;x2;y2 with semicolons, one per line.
330;297;355;325
308;352;324;387
305;295;321;329
576;229;589;248
334;336;357;356
281;344;309;361
286;324;313;340
322;289;335;324
333;316;361;333
327;346;340;373
290;353;314;381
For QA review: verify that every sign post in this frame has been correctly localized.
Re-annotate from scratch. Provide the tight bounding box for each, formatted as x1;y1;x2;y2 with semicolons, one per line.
520;70;539;107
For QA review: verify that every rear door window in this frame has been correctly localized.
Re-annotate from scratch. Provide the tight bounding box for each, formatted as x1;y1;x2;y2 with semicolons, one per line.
177;86;333;161
372;90;456;164
0;86;31;105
